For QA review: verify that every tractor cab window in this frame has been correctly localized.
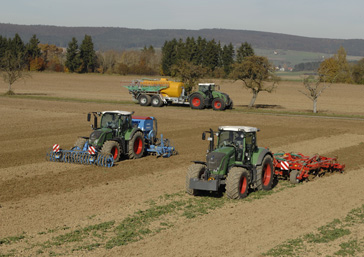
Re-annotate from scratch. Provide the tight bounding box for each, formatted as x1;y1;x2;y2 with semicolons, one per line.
218;131;242;148
101;113;120;129
245;132;256;150
199;85;209;93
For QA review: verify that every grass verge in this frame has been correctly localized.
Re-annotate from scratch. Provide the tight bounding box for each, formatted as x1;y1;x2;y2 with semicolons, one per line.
263;204;364;256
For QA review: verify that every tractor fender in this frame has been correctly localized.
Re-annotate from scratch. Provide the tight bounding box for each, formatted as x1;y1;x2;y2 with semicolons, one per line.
256;149;273;166
125;127;143;141
190;91;206;100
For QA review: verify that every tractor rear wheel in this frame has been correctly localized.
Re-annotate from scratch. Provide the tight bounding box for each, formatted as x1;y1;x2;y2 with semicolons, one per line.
101;141;121;162
186;164;206;196
256;155;274;191
226;167;250;199
212;98;226;111
151;95;163;107
74;138;87;150
128;131;145;159
290;170;301;184
189;93;205;109
138;94;151;106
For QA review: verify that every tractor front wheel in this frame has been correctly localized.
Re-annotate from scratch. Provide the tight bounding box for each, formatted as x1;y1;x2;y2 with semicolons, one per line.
226;167;250;199
212;98;226;111
128;131;145;159
256;155;274;191
138;94;151;106
186;164;206;196
101;141;121;162
189;94;205;109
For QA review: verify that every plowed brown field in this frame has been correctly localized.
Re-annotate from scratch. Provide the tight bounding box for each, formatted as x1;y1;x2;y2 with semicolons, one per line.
1;73;364;256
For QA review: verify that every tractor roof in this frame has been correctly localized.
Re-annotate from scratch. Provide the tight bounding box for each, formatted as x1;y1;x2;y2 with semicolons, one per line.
102;110;133;116
198;83;215;86
219;126;259;132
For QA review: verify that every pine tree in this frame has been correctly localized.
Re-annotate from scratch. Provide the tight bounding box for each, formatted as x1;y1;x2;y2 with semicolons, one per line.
0;35;8;59
236;42;255;63
26;35;41;59
222;43;235;75
79;35;96;73
65;37;81;73
161;39;178;75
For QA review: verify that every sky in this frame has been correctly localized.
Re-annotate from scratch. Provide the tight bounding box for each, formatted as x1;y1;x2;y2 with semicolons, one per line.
1;0;363;39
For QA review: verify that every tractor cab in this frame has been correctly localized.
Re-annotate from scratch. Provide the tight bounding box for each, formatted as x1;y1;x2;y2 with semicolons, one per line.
87;111;134;149
217;126;259;163
198;83;217;94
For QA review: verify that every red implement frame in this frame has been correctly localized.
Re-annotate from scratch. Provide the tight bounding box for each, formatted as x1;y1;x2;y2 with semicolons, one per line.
274;152;345;182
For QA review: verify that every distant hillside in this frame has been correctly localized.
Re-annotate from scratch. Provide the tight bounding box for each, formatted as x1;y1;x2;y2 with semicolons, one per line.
1;23;364;57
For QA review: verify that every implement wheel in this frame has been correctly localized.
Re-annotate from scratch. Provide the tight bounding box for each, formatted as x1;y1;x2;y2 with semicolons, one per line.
256;155;274;191
138;94;151;106
189;93;205;109
290;170;301;184
226;167;250;199
151;95;163;107
128;131;145;159
101;141;121;162
212;98;226;111
186;164;205;196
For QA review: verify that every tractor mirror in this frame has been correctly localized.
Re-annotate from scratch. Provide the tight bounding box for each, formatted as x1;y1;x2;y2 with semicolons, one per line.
202;132;206;140
87;113;91;122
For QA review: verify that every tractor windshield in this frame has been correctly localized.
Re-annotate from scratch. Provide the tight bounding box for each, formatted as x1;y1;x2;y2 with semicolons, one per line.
218;131;244;148
101;113;124;129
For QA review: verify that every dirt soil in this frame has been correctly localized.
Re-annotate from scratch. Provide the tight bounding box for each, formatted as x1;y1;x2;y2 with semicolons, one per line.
1;73;364;256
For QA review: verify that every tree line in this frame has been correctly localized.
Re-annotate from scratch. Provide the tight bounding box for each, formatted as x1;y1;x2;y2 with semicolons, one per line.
161;37;254;78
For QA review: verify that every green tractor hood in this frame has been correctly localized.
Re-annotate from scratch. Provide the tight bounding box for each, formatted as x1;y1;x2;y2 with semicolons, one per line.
206;146;235;175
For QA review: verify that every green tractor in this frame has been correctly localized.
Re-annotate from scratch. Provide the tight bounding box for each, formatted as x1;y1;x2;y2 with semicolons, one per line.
186;126;274;199
76;110;145;162
189;83;233;111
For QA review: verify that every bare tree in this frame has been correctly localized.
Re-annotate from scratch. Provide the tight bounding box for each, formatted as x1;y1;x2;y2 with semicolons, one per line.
230;56;279;108
299;74;334;113
0;51;29;94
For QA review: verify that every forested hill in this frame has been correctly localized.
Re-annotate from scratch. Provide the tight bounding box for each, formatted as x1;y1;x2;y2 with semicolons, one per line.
1;23;364;55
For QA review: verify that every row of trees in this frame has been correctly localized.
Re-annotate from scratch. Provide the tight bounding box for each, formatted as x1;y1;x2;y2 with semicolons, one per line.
161;37;254;77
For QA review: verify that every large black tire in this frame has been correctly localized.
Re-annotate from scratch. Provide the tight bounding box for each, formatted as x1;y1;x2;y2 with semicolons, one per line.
256;155;274;191
212;97;226;111
74;138;87;150
101;141;121;162
189;93;205;109
290;170;301;184
226;167;250;199
138;94;151;106
186;164;206;196
128;131;145;159
151;95;163;107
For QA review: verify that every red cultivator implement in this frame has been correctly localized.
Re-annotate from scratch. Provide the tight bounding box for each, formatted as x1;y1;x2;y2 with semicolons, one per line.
273;152;345;184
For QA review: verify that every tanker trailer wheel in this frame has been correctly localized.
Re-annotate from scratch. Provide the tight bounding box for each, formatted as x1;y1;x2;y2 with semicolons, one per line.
101;141;121;162
151;95;163;107
128;131;145;159
138;94;151;106
226;167;250;199
212;98;226;111
186;164;206;196
189;93;205;109
290;170;301;184
74;138;87;150
256;155;274;191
